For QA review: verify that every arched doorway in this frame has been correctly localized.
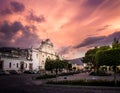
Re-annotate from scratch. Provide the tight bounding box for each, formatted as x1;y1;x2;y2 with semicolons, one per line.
20;61;24;72
29;63;33;70
0;61;3;70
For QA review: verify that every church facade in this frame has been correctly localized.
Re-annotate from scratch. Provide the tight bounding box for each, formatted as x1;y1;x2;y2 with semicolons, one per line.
0;39;57;71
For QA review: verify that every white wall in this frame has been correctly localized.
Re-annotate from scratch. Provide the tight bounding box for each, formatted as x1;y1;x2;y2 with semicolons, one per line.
1;58;32;71
0;39;57;71
32;39;57;70
31;49;39;71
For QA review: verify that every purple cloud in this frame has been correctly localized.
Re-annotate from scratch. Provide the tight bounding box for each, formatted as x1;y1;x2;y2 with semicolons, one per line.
0;21;41;48
10;1;25;12
0;8;12;15
0;1;25;16
75;36;105;48
74;31;120;48
84;0;104;7
26;12;45;23
59;46;72;55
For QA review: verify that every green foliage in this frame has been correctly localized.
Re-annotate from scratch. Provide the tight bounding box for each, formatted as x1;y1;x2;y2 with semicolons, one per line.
83;47;101;72
36;74;56;79
67;63;72;71
83;46;110;65
83;47;98;64
95;41;120;86
45;58;54;72
98;46;110;50
96;48;120;66
36;72;81;80
45;58;70;74
112;37;120;49
83;38;120;73
83;38;120;85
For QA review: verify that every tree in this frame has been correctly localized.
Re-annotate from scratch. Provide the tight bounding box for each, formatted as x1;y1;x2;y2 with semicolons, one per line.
83;47;99;72
53;58;69;75
112;38;120;49
98;46;110;50
54;58;61;75
45;58;70;75
96;48;120;86
83;46;110;73
83;38;120;85
67;63;72;71
45;58;54;73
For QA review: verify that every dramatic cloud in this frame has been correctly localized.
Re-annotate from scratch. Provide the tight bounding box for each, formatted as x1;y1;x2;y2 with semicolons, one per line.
96;25;110;32
26;12;45;23
0;1;25;16
0;21;22;39
84;0;104;7
10;1;25;12
58;46;72;55
1;0;120;59
105;31;120;42
0;8;12;15
0;21;41;48
75;36;106;48
75;31;120;48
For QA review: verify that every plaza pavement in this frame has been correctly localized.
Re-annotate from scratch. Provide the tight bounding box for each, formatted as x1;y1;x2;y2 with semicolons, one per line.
32;72;120;86
37;72;120;82
0;73;120;93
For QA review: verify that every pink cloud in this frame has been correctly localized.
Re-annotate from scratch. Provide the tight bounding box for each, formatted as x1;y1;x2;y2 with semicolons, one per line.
1;0;120;59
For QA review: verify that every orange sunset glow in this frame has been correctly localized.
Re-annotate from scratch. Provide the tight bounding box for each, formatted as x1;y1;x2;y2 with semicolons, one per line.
0;0;120;59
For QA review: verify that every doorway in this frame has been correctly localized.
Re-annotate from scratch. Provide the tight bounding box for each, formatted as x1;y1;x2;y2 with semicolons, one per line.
0;61;3;70
29;63;33;70
20;61;24;71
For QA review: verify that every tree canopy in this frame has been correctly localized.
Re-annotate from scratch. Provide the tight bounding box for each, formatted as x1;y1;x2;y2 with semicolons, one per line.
96;48;120;66
83;37;120;73
95;38;120;86
45;58;70;74
112;37;120;49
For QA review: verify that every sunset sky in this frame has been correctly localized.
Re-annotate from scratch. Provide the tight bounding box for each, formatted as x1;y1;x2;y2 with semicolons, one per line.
0;0;120;59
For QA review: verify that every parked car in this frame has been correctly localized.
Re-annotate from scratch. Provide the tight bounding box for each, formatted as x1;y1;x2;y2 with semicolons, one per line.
9;70;20;75
24;70;37;74
0;70;10;76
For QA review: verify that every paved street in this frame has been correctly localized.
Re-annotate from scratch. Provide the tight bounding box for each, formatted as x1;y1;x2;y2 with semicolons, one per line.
47;72;120;82
0;74;120;93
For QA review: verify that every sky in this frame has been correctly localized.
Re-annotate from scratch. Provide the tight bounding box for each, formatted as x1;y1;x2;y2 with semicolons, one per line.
0;0;120;59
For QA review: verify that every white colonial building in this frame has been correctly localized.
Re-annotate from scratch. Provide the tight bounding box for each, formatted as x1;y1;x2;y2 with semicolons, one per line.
0;39;57;71
31;39;57;70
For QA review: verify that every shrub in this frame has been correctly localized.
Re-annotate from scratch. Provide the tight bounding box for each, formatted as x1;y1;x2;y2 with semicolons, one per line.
89;71;111;76
36;74;56;79
36;71;81;80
